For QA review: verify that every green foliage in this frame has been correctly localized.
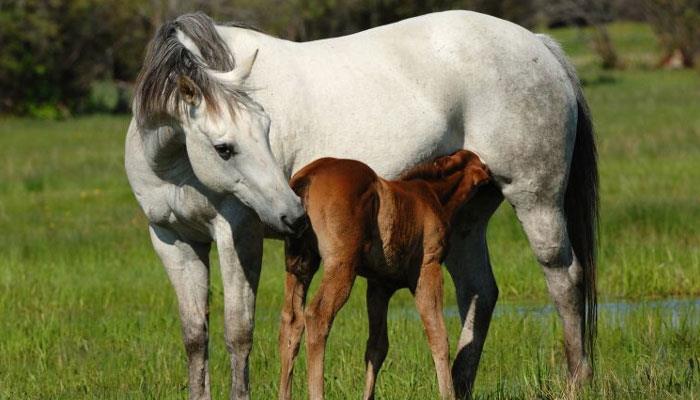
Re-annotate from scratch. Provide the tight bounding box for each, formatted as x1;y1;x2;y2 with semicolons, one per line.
25;103;67;120
0;0;151;115
87;81;119;113
644;0;700;66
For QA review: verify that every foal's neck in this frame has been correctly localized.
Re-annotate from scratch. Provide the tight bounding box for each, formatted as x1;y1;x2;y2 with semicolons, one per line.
415;172;466;219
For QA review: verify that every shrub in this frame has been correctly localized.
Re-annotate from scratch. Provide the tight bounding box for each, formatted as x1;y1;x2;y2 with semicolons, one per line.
644;0;700;67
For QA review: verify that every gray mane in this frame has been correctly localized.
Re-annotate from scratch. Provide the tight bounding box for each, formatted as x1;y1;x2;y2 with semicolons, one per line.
133;12;254;128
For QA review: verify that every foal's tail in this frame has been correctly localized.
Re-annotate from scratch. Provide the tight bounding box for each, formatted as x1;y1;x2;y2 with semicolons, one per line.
538;34;599;369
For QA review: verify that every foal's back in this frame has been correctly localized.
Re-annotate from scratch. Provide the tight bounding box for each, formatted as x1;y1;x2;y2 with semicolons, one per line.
290;157;451;282
290;158;379;260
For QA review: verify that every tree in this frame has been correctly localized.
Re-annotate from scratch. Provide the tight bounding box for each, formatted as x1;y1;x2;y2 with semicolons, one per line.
644;0;700;68
544;0;621;69
0;0;148;114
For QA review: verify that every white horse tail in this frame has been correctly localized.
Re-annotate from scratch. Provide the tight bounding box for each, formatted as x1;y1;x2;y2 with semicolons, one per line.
538;34;599;368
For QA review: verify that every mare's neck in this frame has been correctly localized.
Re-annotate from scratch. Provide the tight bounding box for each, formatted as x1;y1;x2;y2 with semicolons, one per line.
216;25;287;63
141;124;194;183
216;26;302;178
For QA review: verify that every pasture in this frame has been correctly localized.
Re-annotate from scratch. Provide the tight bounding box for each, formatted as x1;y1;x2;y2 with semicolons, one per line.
0;23;698;399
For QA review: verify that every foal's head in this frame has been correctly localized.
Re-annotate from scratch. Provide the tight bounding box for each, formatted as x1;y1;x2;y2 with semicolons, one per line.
401;150;491;217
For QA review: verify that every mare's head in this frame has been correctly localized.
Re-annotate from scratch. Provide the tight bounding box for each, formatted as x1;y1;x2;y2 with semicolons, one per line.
133;13;305;234
401;150;491;217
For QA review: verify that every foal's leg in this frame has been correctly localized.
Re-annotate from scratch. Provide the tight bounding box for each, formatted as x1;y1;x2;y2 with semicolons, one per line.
279;236;320;400
414;261;455;400
278;273;310;400
362;282;394;400
149;224;212;400
214;213;264;400
304;257;358;400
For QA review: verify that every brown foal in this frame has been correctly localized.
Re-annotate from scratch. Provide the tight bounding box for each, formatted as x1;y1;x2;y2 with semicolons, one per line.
278;150;491;400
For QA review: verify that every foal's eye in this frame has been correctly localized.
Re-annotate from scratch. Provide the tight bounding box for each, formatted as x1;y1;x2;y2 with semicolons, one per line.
214;144;234;160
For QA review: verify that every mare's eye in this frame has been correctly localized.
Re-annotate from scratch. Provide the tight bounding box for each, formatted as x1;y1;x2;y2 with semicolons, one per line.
214;144;234;160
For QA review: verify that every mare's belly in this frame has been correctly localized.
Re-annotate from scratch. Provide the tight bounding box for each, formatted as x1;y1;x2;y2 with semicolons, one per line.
292;110;463;180
281;49;466;179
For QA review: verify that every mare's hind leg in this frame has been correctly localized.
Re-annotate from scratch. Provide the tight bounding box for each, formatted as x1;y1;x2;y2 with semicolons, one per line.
304;256;359;400
362;281;395;400
149;224;212;400
445;185;503;399
414;261;455;400
510;200;592;381
279;235;320;400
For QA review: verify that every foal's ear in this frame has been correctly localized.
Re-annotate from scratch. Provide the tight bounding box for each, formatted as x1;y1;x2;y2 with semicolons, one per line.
466;157;491;187
177;75;202;107
471;166;491;186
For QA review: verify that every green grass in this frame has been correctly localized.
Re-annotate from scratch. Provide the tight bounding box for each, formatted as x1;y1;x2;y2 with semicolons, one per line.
545;22;662;71
0;23;698;399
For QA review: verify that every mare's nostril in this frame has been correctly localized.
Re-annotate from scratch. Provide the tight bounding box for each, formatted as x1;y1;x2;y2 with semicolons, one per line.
281;215;291;228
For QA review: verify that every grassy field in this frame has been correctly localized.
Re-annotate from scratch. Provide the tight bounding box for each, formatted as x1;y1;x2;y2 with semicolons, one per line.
0;23;698;399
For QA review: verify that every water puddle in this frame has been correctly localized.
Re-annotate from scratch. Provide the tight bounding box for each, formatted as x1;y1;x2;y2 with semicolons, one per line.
389;298;700;327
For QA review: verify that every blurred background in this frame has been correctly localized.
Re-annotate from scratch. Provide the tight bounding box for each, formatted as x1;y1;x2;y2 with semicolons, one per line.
0;1;698;399
1;0;699;118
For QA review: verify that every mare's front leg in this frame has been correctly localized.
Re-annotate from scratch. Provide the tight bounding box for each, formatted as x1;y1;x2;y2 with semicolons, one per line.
279;235;320;400
446;186;503;399
149;224;212;400
415;261;455;400
304;256;359;400
362;282;394;400
214;210;264;400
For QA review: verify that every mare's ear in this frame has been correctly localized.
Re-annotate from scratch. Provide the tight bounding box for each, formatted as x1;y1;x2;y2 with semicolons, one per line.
207;49;259;85
177;75;202;107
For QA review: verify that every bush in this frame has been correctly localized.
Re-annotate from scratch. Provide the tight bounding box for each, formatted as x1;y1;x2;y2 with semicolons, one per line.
0;0;150;115
26;103;68;120
644;0;700;67
87;81;119;113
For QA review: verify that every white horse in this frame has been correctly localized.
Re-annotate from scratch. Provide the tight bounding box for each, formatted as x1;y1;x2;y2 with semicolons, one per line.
126;11;598;400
